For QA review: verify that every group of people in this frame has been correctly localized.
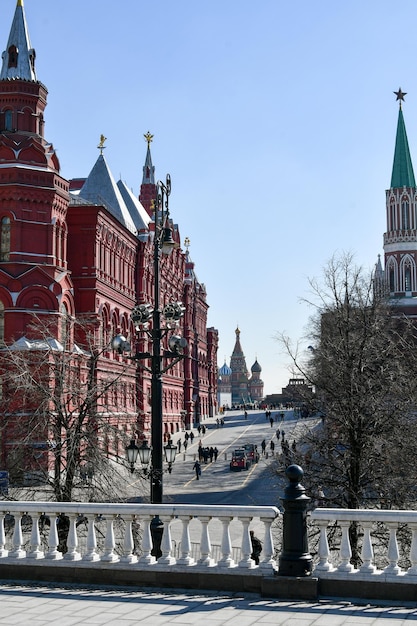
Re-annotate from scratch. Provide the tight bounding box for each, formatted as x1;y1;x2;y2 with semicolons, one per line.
198;443;219;464
258;424;298;463
191;445;219;481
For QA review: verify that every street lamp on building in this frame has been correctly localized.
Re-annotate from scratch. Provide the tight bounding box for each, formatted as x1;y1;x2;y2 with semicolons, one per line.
112;174;186;503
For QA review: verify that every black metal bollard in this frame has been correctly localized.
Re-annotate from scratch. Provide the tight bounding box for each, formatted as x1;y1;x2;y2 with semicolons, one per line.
278;464;313;577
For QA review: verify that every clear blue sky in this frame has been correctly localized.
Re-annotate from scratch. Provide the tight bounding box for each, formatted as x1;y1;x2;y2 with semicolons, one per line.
5;0;417;394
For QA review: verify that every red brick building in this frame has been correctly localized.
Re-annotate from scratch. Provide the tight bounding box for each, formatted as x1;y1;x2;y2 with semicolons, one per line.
0;1;217;474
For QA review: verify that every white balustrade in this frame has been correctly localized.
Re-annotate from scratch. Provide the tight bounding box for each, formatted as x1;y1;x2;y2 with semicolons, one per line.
0;502;278;575
5;500;417;591
311;508;417;582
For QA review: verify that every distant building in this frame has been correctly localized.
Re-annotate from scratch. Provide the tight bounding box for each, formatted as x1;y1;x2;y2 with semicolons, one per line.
217;361;232;408
263;378;313;410
217;327;263;406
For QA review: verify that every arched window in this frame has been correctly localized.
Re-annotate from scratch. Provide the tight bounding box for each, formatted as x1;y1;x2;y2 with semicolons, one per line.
0;217;10;261
60;303;70;349
389;203;396;230
402;200;410;230
7;45;17;69
405;266;412;291
389;268;395;292
400;255;415;293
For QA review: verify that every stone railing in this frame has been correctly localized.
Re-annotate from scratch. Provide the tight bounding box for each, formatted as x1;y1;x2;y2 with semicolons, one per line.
311;508;417;581
3;481;417;602
0;501;279;584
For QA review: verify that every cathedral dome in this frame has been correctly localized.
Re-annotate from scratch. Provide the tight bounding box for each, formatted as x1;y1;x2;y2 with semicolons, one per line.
251;359;262;373
219;361;232;376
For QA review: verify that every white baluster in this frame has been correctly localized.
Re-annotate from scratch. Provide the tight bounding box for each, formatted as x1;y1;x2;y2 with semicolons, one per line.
102;515;119;562
120;516;138;564
9;512;26;559
314;519;334;572
45;514;63;560
64;513;81;561
406;523;417;576
158;515;176;566
337;521;355;572
138;515;156;565
83;514;100;562
218;516;234;568
0;512;8;558
384;522;401;575
238;517;254;569
177;516;194;566
28;513;44;559
359;521;376;574
259;516;277;572
198;516;214;567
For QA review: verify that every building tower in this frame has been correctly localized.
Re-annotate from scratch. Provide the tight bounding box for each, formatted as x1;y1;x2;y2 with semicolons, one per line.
229;327;251;406
383;89;417;316
0;0;74;343
217;360;232;409
249;358;264;403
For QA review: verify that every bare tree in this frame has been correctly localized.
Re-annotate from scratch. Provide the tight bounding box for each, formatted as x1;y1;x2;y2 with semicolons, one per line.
0;315;141;504
279;253;417;517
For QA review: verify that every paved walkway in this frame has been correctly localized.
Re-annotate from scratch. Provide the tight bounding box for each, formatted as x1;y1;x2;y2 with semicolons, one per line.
0;583;416;625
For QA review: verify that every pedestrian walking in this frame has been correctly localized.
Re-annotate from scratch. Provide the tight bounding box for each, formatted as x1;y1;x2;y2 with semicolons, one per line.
190;432;194;443
269;416;274;427
276;429;280;440
270;440;275;452
261;439;266;454
213;447;218;461
193;460;201;480
184;440;188;451
177;439;182;453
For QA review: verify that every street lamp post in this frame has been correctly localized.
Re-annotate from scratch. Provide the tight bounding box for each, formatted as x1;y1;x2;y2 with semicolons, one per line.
112;174;186;504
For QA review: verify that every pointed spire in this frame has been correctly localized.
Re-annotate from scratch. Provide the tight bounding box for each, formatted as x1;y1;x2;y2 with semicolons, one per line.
232;326;244;357
0;0;37;81
391;90;416;189
142;132;155;184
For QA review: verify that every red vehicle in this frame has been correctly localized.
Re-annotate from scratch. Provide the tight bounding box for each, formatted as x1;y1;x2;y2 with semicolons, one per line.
243;443;260;464
230;449;250;471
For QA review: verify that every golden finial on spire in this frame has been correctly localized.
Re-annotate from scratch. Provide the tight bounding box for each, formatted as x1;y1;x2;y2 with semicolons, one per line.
144;131;154;147
184;237;191;250
97;134;107;154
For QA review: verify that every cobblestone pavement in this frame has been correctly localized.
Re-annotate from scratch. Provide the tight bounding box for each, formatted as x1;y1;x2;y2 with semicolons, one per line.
0;583;416;626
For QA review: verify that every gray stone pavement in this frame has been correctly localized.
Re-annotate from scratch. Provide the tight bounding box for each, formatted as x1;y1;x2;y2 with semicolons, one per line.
0;583;417;626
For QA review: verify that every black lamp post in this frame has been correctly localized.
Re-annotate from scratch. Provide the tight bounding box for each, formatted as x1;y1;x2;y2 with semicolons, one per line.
112;174;186;504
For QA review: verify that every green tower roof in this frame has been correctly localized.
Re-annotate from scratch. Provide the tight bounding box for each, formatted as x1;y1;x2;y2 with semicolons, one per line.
391;106;416;189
